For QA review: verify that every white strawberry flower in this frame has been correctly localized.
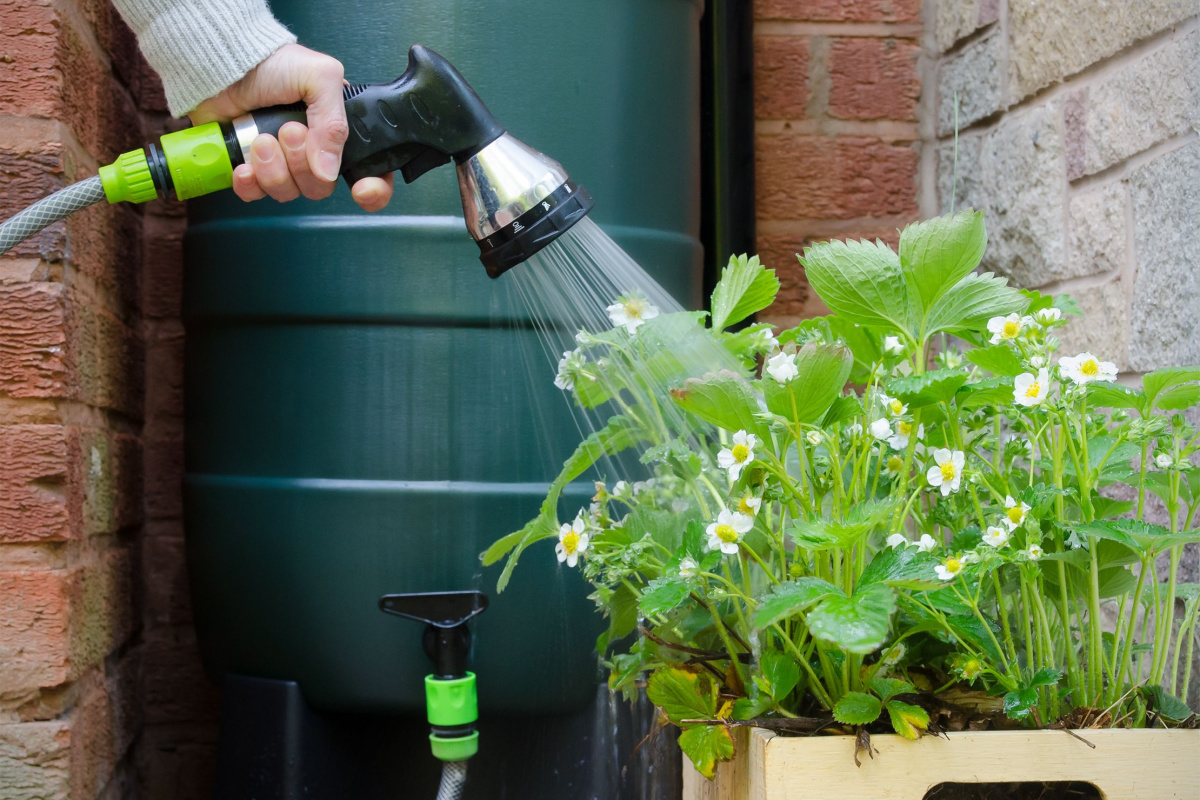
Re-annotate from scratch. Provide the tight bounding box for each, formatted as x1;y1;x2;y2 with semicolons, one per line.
1024;544;1044;561
886;533;908;549
555;515;590;567
884;453;906;477
737;492;762;517
888;420;924;451
870;418;893;441
766;351;798;383
883;395;908;417
926;449;966;496
679;557;700;578
717;430;757;481
1013;368;1050;407
1058;352;1117;385
756;329;780;352
705;509;754;555
611;480;631;498
606;292;659;334
916;533;939;552
883;335;905;355
935;556;964;581
554;348;586;390
1002;496;1030;531
1035;307;1062;326
987;313;1025;344
1155;453;1174;470
847;423;864;437
982;526;1011;548
806;430;822;446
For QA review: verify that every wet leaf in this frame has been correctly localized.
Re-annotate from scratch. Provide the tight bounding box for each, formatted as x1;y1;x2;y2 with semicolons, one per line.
678;724;735;779
647;666;719;723
858;540;941;590
886;368;969;408
807;584;897;654
1003;688;1039;720
711;254;780;332
671;370;767;438
639;578;692;618
965;345;1025;377
1142;367;1200;407
867;677;914;703
757;651;800;702
799;238;910;333
752;577;842;629
762;343;853;424
834;692;882;725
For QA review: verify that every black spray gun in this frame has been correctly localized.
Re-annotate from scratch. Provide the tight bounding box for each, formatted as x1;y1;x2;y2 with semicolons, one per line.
0;45;593;278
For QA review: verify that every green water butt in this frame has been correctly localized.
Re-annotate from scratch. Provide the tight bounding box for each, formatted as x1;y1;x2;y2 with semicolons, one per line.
184;0;703;715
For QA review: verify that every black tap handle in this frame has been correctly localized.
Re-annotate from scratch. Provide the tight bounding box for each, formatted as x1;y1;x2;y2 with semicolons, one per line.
248;45;505;187
381;590;488;680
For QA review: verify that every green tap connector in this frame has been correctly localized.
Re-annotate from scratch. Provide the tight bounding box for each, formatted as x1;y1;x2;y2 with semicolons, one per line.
99;121;236;204
426;672;478;761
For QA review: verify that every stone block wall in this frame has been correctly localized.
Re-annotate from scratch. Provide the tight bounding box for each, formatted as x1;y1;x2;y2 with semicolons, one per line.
928;1;1199;372
753;0;925;326
0;1;214;798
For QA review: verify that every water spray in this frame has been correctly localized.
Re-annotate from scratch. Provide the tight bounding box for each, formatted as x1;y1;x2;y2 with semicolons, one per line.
0;45;593;278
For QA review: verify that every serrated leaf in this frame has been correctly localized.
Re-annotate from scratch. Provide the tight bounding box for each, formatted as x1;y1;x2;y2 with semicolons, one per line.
647;666;719;723
807;583;897;654
957;376;1016;408
886;700;930;738
799;238;912;332
886;368;969;407
605;583;639;648
965;344;1026;377
752;577;843;629
1143;367;1200;405
1155;383;1200;410
1142;685;1194;722
490;512;558;592
1028;668;1062;688
790;499;897;552
758;651;801;702
732;694;773;721
822;394;863;427
711;254;781;332
1086;382;1144;411
678;724;736;779
639;578;693;618
1075;519;1200;556
1003;688;1039;720
762;343;853;424
858;543;941;590
868;677;914;703
925;272;1028;337
899;209;987;314
671;370;767;438
834;692;883;725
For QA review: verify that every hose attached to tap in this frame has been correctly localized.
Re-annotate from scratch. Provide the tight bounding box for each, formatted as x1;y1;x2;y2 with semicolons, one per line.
435;760;468;800
0;177;107;257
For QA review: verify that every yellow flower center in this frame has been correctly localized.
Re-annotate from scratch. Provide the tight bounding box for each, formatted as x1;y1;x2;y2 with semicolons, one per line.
1002;320;1020;338
561;531;581;555
738;496;756;515
731;444;750;462
889;399;905;415
887;456;904;472
940;461;957;481
1024;381;1041;398
1080;359;1098;376
1006;506;1025;525
899;421;913;436
715;524;739;543
945;558;962;573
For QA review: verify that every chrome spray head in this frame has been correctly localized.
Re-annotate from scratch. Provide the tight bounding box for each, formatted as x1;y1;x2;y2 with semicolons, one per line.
457;134;593;278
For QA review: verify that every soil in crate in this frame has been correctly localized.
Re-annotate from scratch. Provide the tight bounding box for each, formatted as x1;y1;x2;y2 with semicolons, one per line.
926;782;1102;800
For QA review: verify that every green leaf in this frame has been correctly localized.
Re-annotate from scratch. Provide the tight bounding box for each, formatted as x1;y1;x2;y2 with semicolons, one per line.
490;512;558;592
647;666;719;723
886;368;969;407
544;414;645;516
1141;685;1194;722
807;583;897;654
789;499;897;552
752;578;843;629
732;694;773;721
671;370;767;438
833;692;883;725
1003;688;1039;720
799;238;911;332
710;254;781;331
1155;383;1200;411
757;651;800;702
868;677;914;703
762;343;853;424
1075;519;1200;556
1142;367;1200;406
886;700;930;738
822;394;863;427
965;345;1026;377
678;725;735;780
858;543;941;590
899;209;987;314
1086;382;1145;411
925;272;1028;337
639;578;692;618
957;376;1016;409
1028;668;1062;688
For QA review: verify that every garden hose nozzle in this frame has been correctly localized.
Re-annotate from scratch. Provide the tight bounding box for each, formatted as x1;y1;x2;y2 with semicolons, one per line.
95;44;592;277
379;590;488;762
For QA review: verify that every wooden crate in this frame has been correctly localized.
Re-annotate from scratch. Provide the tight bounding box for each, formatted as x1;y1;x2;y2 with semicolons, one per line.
682;727;1200;800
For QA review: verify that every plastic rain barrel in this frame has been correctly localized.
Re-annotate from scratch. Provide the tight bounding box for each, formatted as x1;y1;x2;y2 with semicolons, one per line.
183;0;703;721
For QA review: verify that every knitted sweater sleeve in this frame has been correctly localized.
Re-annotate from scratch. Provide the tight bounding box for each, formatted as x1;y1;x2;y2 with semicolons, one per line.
110;0;297;117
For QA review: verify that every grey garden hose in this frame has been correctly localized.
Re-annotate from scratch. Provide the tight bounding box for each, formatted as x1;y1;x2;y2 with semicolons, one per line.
0;176;107;256
435;760;468;800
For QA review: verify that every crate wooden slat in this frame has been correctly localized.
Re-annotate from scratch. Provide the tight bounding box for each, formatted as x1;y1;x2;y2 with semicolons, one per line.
682;727;1200;800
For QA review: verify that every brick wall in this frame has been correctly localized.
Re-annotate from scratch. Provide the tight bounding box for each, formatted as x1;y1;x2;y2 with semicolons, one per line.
928;0;1199;371
0;1;214;798
753;0;924;326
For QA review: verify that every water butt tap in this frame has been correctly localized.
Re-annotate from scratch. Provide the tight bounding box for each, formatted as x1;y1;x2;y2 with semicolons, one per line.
1;45;592;275
379;590;488;763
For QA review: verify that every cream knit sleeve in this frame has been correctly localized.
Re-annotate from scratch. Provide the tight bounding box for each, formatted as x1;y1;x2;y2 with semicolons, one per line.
111;0;297;117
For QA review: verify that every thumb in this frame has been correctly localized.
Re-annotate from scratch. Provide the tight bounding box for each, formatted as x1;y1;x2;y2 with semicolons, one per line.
299;54;349;183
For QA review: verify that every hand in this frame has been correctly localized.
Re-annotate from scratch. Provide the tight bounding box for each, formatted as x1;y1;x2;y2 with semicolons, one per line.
188;43;393;212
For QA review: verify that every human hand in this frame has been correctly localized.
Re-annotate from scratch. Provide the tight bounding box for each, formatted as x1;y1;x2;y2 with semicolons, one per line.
188;43;393;212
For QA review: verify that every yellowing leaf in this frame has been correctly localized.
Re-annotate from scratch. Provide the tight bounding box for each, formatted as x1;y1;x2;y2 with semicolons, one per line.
678;725;735;779
886;700;930;739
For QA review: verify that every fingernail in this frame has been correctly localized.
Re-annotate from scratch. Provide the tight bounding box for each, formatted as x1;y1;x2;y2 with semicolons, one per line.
252;136;274;162
317;150;341;182
280;125;304;149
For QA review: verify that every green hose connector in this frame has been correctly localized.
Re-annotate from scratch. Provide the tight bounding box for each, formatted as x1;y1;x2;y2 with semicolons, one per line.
160;122;234;200
426;672;478;761
99;150;156;204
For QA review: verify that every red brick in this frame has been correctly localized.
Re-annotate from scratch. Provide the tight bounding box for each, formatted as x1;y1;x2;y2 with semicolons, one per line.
136;723;219;800
755;0;920;23
756;135;919;220
142;216;185;319
0;1;63;119
755;35;809;119
144;326;184;437
0;426;71;544
71;550;134;675
0;719;71;799
77;429;142;537
67;297;144;417
66;202;144;313
142;625;221;725
0;570;72;692
828;37;920;121
0;145;71;262
0;283;68;399
143;438;183;521
132;56;168;114
142;524;192;627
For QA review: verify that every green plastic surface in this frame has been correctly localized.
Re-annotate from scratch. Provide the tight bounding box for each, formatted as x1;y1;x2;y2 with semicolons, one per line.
99;149;158;204
426;673;478;726
183;0;704;716
430;731;479;761
162;122;233;200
